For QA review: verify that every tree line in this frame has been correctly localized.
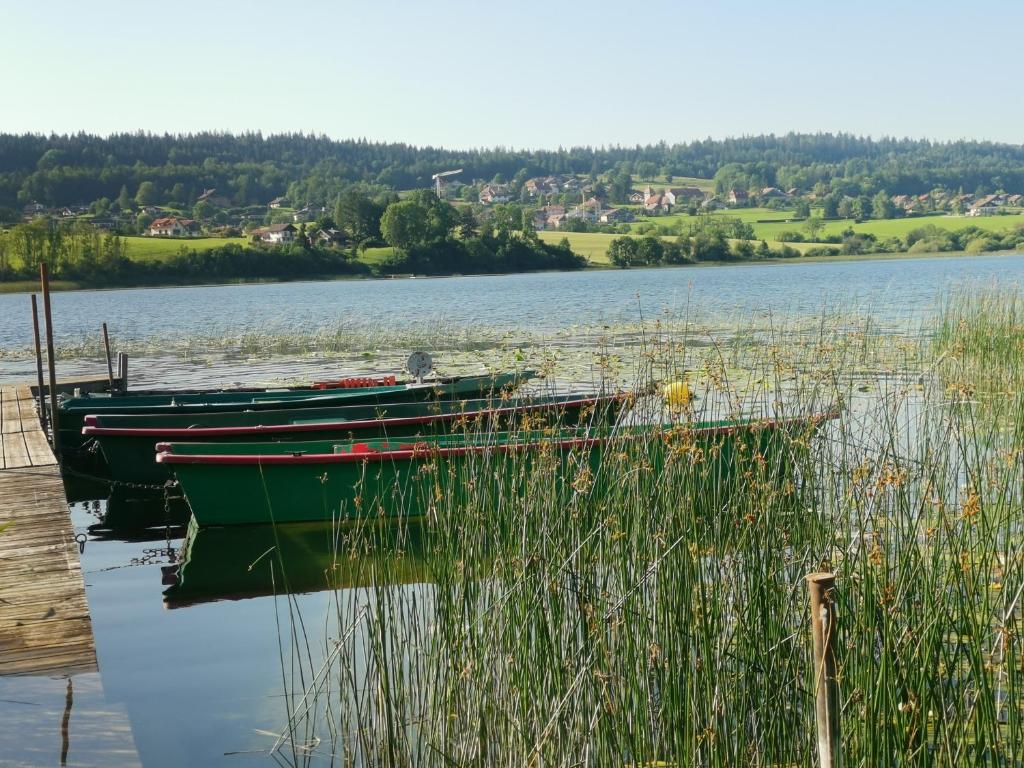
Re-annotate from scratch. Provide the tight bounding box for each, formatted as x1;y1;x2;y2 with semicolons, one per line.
607;232;800;268
5;131;1024;211
0;189;585;285
376;190;585;275
0;219;368;285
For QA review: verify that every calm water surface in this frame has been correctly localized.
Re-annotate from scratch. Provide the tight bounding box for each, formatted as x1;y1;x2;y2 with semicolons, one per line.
1;254;1023;765
2;253;1023;353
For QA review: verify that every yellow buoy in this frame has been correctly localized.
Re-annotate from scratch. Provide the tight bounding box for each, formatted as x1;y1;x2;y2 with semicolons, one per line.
661;380;692;410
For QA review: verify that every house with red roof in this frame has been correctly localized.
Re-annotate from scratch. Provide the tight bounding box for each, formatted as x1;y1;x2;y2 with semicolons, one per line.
147;217;200;237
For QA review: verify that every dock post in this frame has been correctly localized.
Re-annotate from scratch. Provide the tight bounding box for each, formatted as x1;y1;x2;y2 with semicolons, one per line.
101;322;115;391
30;294;48;432
117;352;128;392
807;572;840;768
40;264;60;457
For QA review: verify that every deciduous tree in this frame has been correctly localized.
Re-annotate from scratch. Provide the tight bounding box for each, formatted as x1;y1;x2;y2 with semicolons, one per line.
135;181;159;206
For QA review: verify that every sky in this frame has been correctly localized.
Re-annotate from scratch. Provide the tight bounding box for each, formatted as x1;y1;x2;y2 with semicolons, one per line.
3;0;1022;149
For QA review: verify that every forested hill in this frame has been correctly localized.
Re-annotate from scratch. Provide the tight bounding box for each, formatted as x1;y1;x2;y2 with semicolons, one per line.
4;131;1024;209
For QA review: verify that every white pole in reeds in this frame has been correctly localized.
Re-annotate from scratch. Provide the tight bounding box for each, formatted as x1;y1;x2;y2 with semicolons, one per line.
807;572;840;768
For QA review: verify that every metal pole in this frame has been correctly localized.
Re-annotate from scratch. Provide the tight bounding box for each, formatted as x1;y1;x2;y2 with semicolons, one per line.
807;572;840;768
30;294;47;432
101;322;114;390
40;264;60;457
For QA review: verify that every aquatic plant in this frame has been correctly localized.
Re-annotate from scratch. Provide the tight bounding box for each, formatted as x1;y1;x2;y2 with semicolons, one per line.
235;298;1024;766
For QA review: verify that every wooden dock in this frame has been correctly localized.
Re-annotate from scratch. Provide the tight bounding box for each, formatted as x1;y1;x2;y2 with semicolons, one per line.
0;384;97;677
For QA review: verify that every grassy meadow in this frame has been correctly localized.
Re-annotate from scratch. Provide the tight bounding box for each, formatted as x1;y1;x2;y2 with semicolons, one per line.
540;202;1024;262
633;174;717;193
114;235;398;270
629;205;1024;244
258;289;1024;764
755;210;1024;243
358;245;396;266
121;235;250;262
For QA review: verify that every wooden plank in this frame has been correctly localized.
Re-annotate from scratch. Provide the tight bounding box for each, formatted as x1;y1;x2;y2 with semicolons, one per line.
2;432;30;470
0;596;91;618
4;385;54;468
0;388;23;435
0;406;97;677
23;428;54;467
0;585;91;606
14;384;37;404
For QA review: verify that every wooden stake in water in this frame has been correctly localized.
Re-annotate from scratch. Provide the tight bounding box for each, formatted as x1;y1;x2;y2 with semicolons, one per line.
30;294;48;432
40;264;60;457
116;353;128;392
101;322;114;390
807;572;840;768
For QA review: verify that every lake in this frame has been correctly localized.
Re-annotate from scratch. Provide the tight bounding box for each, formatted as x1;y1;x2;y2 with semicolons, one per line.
1;253;1022;765
1;253;1022;357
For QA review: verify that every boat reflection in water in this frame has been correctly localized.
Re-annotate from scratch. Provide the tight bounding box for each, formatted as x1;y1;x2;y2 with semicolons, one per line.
73;485;191;541
163;516;427;608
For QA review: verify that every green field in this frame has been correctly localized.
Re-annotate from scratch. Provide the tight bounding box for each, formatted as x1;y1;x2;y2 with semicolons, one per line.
123;236;250;262
627;208;1024;245
358;246;396;266
797;212;1024;242
129;238;398;269
540;209;1024;263
632;174;716;193
538;232;613;263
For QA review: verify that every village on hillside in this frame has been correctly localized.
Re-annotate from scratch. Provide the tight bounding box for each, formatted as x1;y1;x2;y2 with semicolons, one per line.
12;175;1024;251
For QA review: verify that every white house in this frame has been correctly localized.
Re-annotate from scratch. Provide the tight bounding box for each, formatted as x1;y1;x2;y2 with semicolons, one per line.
600;208;634;224
668;187;705;205
644;194;670;214
147;216;200;237
252;223;297;244
479;184;512;205
968;194;1005;217
532;205;566;231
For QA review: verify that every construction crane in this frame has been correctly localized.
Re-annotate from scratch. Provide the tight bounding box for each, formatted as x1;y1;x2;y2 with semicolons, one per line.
431;169;462;198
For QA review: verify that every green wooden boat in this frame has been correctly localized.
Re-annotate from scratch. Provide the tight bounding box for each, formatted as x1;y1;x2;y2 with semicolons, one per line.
83;393;628;485
58;370;536;451
163;517;427;608
159;414;831;527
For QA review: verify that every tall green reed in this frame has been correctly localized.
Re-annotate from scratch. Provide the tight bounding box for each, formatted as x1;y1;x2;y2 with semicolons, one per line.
262;295;1024;766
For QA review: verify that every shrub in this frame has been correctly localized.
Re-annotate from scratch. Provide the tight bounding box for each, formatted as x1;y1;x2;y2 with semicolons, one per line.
965;236;999;254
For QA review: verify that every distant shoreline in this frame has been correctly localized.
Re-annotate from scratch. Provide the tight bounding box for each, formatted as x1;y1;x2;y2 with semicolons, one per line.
1;247;1020;296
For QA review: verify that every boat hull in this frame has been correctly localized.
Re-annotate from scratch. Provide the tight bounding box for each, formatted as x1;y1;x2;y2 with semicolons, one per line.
59;371;534;451
163;416;825;526
88;394;626;485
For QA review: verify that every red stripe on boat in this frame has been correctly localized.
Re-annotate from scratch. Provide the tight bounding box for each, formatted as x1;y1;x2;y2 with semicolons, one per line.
82;395;621;437
154;413;836;466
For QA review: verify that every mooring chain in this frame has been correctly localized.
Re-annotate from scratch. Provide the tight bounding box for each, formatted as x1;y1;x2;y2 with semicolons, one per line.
61;463;172;493
130;546;177;567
